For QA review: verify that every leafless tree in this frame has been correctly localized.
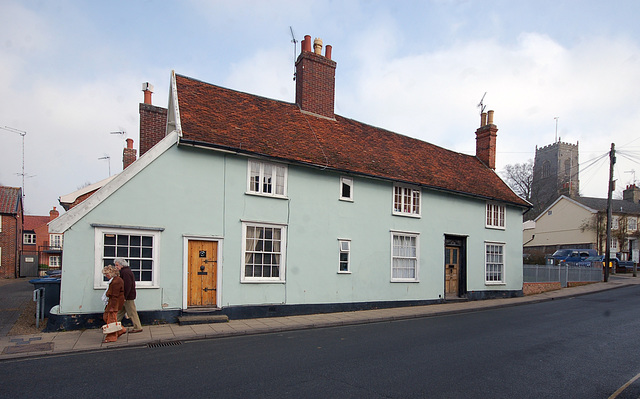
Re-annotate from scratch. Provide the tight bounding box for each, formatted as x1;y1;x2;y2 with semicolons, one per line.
501;159;533;201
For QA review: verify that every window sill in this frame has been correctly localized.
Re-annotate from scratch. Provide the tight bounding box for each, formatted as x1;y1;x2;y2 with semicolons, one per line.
339;198;354;202
392;212;421;219
391;279;420;283
94;284;160;290
245;192;289;200
485;282;506;286
241;280;286;284
337;271;352;274
485;225;506;230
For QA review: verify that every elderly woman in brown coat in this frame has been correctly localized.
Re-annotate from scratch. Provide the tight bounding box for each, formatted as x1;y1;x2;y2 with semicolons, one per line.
102;265;126;343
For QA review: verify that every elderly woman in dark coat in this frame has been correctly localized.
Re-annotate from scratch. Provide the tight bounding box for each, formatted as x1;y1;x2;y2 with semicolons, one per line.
102;265;126;343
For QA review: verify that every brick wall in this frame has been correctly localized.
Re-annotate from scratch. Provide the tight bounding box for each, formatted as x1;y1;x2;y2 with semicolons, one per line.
0;213;22;278
139;103;168;156
522;282;561;295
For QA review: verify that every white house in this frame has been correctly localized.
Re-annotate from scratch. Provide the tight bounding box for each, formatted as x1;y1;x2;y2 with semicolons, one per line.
49;35;530;330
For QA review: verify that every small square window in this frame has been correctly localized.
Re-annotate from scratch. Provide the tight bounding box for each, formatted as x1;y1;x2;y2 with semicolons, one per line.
340;177;353;201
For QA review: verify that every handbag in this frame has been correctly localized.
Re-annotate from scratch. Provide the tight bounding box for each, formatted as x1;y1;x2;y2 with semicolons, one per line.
102;321;122;334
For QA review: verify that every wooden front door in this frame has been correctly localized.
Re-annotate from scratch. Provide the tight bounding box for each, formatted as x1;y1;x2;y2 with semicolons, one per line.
188;240;218;307
445;246;459;296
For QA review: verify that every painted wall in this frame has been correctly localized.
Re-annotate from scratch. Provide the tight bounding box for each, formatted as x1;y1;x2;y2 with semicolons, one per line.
58;144;524;314
524;198;596;249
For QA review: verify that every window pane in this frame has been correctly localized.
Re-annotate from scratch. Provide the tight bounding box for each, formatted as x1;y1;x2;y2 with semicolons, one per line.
130;235;141;246
104;234;116;245
104;246;116;257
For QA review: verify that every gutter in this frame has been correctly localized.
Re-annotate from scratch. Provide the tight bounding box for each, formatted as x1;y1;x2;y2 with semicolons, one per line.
177;138;531;210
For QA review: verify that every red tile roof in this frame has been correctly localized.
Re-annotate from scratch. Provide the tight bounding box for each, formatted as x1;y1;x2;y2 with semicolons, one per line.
0;186;22;215
24;215;50;231
175;74;529;208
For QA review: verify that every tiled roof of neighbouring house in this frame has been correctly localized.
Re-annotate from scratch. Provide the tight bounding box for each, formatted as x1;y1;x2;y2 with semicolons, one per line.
0;186;21;215
574;196;640;214
23;215;50;231
174;74;529;208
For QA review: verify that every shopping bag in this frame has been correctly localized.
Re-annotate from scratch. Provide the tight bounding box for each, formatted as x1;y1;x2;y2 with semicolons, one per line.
102;321;123;334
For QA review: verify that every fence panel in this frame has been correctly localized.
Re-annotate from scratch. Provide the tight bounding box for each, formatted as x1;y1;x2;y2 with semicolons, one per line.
524;264;602;286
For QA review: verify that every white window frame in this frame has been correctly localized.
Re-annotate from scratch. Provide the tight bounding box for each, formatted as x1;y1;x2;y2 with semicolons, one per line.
612;216;619;230
247;160;287;198
629;217;637;232
241;221;287;283
393;184;421;217
339;177;353;202
390;231;419;282
611;238;618;251
23;233;36;245
486;203;506;229
485;242;505;285
49;255;61;268
338;239;351;273
50;234;63;249
94;226;160;289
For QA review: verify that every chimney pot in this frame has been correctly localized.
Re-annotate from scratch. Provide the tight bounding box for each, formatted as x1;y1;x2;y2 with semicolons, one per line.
313;38;323;55
325;44;332;60
142;82;154;105
302;35;312;52
487;110;494;125
481;112;487;127
126;138;134;149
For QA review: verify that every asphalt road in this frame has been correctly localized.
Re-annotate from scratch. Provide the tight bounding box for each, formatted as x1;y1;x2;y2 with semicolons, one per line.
2;285;640;398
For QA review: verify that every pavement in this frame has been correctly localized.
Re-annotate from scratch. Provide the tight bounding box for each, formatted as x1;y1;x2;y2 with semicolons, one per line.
1;274;639;361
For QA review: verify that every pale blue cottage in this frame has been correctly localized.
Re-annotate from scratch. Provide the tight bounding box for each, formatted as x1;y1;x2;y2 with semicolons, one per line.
49;36;529;328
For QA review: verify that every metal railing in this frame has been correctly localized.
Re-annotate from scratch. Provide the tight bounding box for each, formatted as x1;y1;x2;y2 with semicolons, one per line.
524;264;603;287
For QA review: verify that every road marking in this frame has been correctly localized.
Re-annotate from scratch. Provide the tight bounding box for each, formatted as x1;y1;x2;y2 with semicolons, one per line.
609;372;640;399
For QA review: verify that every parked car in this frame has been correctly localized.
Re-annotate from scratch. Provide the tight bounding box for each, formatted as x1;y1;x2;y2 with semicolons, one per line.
576;255;604;268
605;255;636;273
547;249;598;266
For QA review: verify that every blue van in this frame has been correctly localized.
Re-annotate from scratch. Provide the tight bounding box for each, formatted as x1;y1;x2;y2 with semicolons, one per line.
547;249;598;266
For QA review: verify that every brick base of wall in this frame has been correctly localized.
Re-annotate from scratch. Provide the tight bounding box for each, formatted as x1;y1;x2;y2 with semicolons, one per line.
523;281;598;295
567;281;597;288
523;282;561;296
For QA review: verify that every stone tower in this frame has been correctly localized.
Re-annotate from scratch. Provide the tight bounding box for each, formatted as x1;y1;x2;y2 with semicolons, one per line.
530;141;580;216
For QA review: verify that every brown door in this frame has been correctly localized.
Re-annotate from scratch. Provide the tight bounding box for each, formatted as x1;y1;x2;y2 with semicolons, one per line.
188;240;218;307
445;246;459;296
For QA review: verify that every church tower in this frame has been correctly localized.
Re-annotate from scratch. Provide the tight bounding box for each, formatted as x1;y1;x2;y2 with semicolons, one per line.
530;141;580;216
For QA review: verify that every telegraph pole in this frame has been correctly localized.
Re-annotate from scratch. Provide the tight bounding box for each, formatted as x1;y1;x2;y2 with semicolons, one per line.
604;143;615;282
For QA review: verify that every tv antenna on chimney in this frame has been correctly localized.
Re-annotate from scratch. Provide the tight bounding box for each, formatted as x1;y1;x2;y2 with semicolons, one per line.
625;169;637;185
98;155;111;177
477;92;487;115
289;26;298;81
111;130;126;146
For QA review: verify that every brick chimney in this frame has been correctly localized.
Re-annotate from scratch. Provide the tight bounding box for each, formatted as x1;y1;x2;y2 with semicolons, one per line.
139;82;168;156
49;207;59;221
123;138;137;169
295;35;337;119
623;184;640;203
475;110;498;170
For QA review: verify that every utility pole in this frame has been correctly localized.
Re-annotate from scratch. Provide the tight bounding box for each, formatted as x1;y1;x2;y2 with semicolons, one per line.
604;143;615;282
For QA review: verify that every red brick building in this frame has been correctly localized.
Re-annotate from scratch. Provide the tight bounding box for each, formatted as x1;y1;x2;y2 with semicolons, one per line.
23;207;62;274
0;186;23;279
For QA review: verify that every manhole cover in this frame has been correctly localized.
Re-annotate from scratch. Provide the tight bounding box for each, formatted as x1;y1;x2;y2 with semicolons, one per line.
3;342;54;354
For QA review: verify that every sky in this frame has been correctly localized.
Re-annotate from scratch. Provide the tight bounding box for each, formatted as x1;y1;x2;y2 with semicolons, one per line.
1;0;640;216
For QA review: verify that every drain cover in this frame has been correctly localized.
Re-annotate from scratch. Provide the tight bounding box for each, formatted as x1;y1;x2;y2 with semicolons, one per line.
147;341;182;348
